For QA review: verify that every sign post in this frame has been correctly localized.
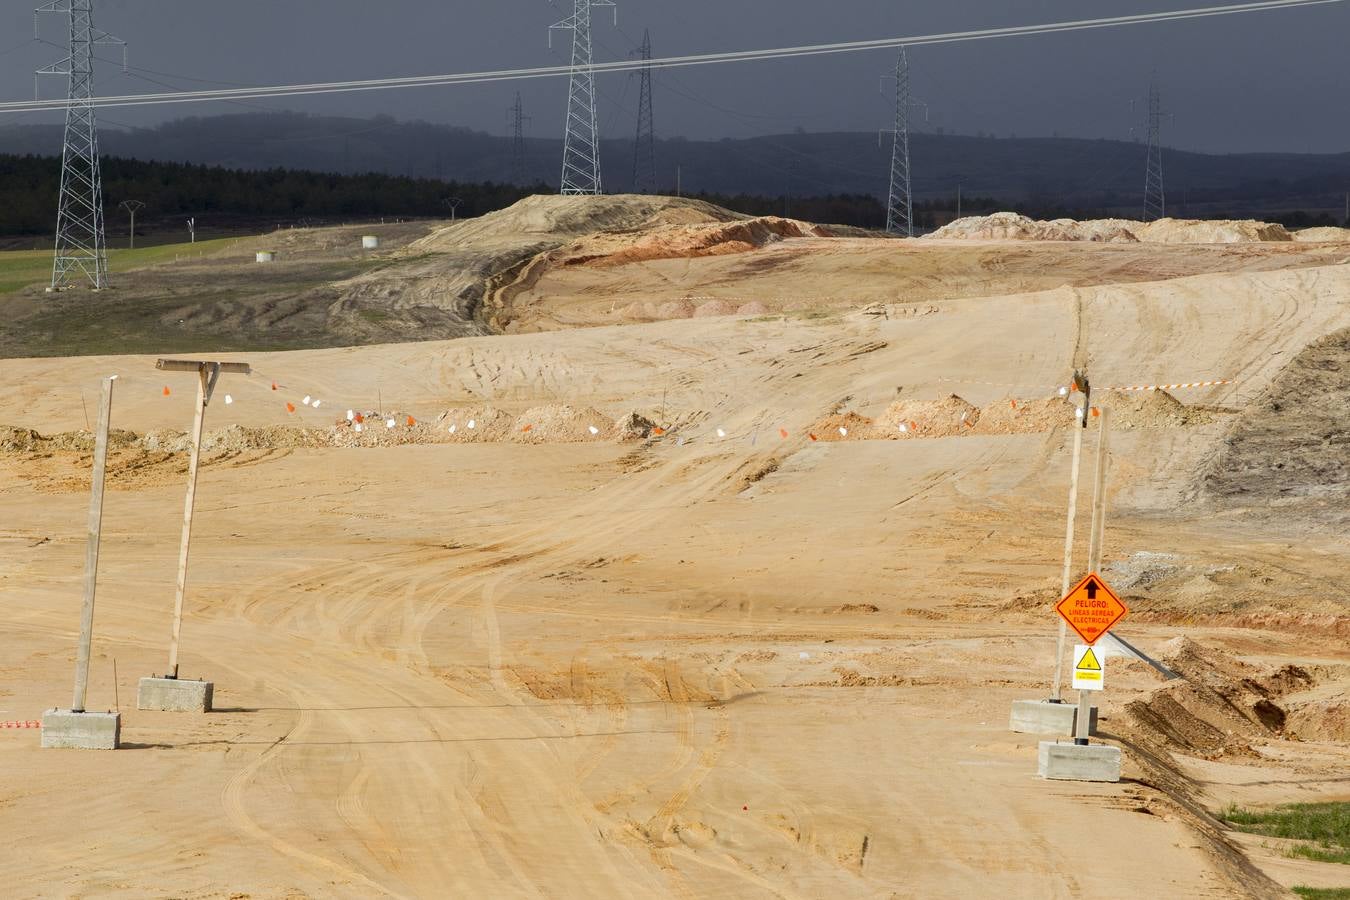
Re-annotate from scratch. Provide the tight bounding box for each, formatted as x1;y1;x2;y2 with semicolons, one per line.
43;375;121;749
138;358;249;714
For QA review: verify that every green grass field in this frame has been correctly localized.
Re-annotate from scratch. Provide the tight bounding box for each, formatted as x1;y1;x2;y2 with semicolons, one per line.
0;238;240;295
1293;888;1350;899
1226;802;1350;866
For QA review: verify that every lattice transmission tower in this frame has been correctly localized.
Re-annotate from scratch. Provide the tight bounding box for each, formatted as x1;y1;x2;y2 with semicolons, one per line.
631;29;656;194
1142;79;1167;221
507;91;532;185
550;0;615;195
884;48;913;236
881;48;926;236
36;0;124;291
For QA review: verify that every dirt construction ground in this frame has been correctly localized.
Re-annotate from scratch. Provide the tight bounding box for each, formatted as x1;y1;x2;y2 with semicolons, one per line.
1;197;1348;898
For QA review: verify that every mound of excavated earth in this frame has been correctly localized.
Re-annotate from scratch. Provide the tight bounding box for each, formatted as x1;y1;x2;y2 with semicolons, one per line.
1201;325;1350;527
928;212;1294;243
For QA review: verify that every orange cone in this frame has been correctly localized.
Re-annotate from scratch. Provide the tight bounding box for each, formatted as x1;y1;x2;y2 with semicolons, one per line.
286;402;296;413
162;386;170;396
809;433;818;441
271;381;278;391
779;428;789;439
406;416;416;427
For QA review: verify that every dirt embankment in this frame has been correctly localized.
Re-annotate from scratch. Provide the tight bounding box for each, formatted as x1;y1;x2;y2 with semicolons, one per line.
805;389;1216;441
483;214;832;329
333;195;751;334
1199;326;1349;527
928;212;1294;244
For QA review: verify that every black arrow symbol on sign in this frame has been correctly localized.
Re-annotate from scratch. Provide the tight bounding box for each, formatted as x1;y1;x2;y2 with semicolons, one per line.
1086;578;1099;600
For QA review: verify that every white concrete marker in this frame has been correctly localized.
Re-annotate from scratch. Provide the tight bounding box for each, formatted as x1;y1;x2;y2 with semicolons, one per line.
899;423;909;433
588;425;599;435
449;424;457;434
223;394;233;405
717;428;726;438
302;395;311;405
354;423;363;433
386;419;395;429
312;400;321;409
799;652;810;660
839;427;848;437
346;410;355;421
467;419;476;429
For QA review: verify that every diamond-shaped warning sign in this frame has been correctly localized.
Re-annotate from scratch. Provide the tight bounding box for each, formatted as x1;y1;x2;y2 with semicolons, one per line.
1055;573;1127;645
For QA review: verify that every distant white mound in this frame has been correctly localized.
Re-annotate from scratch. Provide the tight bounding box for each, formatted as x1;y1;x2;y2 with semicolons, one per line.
926;211;1294;244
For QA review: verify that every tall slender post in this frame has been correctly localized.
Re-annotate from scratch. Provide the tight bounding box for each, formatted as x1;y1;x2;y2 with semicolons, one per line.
1050;395;1086;702
166;365;209;679
1087;407;1111;575
1075;406;1111;745
72;374;115;712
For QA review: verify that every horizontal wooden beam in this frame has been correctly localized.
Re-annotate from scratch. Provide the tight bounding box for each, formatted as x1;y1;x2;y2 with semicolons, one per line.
156;359;251;375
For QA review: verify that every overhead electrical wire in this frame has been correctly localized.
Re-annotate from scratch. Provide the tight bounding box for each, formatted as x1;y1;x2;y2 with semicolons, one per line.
0;0;1337;114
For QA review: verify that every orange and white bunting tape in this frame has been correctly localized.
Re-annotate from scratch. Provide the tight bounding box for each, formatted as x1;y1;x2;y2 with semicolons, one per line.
1;721;41;729
1109;380;1233;392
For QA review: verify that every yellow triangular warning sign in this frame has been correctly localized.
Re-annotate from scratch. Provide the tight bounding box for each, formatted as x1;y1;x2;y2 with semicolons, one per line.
1077;647;1102;671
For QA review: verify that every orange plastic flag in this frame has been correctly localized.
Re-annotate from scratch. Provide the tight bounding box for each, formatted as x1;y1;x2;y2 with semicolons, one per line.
779;428;788;439
521;423;533;432
1091;406;1101;417
809;433;818;441
652;427;665;436
271;381;278;391
286;402;296;413
1009;399;1018;410
406;416;416;427
162;386;170;396
354;413;364;424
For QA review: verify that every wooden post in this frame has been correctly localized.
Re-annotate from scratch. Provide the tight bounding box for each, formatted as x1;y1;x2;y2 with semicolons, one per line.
166;366;208;679
154;359;248;681
1075;406;1111;746
72;375;116;713
1050;396;1087;701
1087;408;1111;575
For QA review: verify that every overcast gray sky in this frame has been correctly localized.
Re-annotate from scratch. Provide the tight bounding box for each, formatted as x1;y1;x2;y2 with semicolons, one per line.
0;0;1345;153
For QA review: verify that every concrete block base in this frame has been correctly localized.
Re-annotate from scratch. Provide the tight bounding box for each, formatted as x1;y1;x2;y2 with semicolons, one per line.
1038;741;1122;782
1010;699;1097;736
137;676;213;712
41;709;120;749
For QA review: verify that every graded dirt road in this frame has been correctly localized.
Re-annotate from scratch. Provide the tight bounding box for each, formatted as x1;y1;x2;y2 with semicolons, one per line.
1;208;1347;898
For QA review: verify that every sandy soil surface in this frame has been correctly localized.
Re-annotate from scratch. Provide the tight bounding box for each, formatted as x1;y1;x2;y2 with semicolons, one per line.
1;201;1348;898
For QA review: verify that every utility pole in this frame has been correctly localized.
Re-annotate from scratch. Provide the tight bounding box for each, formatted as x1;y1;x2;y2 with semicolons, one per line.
507;91;531;185
550;0;616;195
631;28;656;194
119;199;143;250
36;0;125;292
443;196;463;222
186;217;195;243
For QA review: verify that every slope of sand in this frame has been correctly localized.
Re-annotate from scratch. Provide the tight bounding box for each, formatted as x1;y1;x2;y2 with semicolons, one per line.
0;231;1348;897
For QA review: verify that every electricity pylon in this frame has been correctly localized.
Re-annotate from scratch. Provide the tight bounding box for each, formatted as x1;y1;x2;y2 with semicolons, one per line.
507;91;532;185
36;0;124;291
881;47;926;236
550;0;616;195
631;28;656;194
1142;79;1167;221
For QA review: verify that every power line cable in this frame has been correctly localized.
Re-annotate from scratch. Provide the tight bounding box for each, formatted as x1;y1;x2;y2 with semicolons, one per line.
0;0;1334;113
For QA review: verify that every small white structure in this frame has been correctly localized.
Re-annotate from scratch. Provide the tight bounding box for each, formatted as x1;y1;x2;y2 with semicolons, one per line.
362;235;380;250
255;251;275;263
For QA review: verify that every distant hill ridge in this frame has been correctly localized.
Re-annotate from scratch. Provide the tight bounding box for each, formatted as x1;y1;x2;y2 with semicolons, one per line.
2;112;1349;215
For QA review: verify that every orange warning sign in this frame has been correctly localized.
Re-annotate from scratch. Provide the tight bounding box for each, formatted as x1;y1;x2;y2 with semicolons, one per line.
1055;573;1127;645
